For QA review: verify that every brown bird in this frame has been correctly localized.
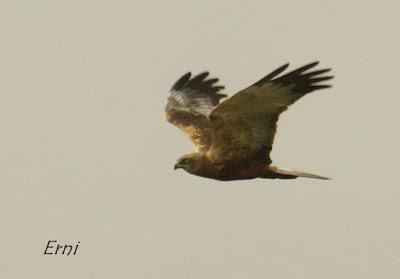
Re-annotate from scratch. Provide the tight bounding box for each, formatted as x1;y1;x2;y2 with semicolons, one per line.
165;62;333;181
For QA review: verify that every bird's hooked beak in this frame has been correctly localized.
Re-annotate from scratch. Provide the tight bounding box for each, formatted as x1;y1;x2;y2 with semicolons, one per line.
174;163;182;170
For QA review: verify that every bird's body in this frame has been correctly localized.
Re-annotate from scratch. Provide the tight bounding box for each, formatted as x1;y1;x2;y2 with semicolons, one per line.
174;153;264;181
165;62;333;181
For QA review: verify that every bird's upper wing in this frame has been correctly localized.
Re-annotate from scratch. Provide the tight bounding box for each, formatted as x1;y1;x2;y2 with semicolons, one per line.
208;62;333;164
165;72;227;151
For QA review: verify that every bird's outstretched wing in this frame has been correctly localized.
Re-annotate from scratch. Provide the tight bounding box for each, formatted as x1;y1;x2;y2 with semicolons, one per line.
208;62;333;164
165;72;227;151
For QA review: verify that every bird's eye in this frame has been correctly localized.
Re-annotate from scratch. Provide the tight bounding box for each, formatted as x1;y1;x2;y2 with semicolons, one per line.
183;158;190;164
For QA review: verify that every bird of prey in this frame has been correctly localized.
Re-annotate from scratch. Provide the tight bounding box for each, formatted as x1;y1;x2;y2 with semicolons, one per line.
165;62;333;181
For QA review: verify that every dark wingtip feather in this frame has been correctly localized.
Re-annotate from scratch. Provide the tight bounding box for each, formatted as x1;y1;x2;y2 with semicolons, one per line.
252;63;289;86
286;61;319;76
170;71;225;100
311;85;332;90
310;76;334;83
171;72;191;91
202;78;220;87
251;61;333;95
262;63;290;80
192;71;210;81
303;69;331;78
270;61;333;94
187;72;210;87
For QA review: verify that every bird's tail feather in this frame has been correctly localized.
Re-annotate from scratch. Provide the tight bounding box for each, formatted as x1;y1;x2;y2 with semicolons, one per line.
270;166;330;180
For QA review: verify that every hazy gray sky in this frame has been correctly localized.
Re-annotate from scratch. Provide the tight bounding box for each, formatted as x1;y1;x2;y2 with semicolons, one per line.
1;0;399;278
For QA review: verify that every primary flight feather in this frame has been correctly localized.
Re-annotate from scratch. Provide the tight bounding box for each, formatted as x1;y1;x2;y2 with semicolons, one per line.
165;62;333;181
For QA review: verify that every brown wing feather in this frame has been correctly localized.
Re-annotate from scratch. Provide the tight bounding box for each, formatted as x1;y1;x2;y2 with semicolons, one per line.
165;72;227;151
208;62;333;164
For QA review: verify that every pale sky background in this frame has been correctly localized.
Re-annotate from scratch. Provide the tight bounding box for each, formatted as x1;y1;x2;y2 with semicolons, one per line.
0;0;399;278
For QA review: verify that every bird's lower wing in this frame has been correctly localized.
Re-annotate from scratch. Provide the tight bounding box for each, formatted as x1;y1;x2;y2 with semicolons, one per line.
208;62;333;163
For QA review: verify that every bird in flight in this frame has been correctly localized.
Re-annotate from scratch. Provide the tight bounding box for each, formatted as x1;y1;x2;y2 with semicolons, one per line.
165;62;333;181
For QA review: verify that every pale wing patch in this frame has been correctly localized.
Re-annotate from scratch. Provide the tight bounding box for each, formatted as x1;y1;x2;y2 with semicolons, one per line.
165;72;227;151
167;89;217;116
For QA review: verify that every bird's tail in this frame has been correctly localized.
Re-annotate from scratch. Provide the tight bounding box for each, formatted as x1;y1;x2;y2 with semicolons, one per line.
268;166;330;180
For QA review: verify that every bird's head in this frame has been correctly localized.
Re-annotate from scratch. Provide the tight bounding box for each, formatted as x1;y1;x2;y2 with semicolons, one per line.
174;153;208;175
